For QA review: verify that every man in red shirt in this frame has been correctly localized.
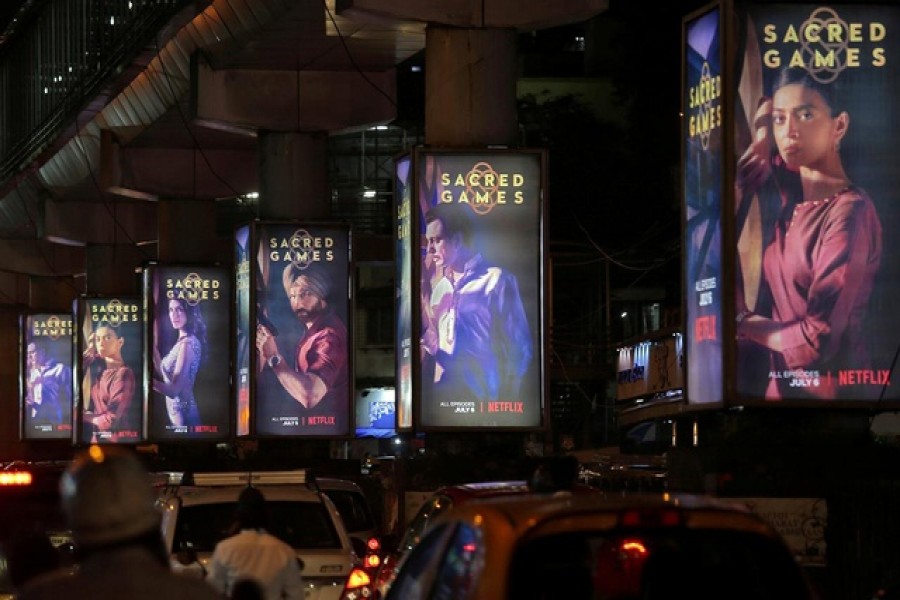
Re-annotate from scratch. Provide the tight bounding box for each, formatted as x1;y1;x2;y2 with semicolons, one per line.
257;264;348;428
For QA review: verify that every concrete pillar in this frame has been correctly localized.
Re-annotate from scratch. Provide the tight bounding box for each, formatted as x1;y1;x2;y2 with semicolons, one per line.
259;132;330;220
157;199;219;263
425;26;518;147
29;276;80;311
84;245;146;296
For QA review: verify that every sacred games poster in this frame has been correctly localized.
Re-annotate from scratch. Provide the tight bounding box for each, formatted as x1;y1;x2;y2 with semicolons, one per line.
144;264;231;441
20;312;74;440
414;149;545;430
395;155;414;431
683;6;724;406
732;3;900;406
235;225;251;436
76;297;145;445
253;223;352;437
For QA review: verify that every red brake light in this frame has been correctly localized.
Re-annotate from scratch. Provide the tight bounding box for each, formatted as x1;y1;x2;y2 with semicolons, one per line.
619;539;648;556
619;508;682;528
345;567;372;589
367;537;381;552
0;471;32;486
364;554;381;569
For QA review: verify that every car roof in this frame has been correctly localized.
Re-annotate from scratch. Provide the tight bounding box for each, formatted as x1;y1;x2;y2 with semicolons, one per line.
436;492;775;539
432;479;599;505
434;480;532;503
167;484;325;506
316;477;365;493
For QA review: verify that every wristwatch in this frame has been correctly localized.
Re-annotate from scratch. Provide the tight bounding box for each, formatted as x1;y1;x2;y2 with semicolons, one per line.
267;355;282;368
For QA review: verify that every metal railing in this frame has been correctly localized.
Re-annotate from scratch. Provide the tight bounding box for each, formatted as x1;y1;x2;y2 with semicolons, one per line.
0;0;190;185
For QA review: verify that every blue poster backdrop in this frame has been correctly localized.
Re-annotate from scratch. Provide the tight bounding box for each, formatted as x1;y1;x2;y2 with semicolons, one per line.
146;265;231;441
684;7;724;405
253;223;351;437
415;150;544;429
21;313;74;440
395;155;413;430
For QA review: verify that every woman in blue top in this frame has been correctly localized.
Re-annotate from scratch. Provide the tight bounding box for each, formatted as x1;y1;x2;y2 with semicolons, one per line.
153;298;206;427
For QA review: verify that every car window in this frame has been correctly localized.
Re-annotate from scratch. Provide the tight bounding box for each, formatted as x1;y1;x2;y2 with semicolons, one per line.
173;500;342;552
386;523;454;600
398;494;453;553
322;489;375;534
429;522;485;600
509;529;811;600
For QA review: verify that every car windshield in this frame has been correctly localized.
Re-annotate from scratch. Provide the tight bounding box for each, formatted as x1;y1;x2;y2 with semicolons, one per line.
173;500;342;552
508;529;810;600
321;489;375;534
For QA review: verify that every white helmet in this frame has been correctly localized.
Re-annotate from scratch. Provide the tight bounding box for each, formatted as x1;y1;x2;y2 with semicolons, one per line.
61;446;160;547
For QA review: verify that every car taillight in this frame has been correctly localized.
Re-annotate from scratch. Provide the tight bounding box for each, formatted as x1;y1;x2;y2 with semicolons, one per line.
594;536;651;598
0;471;32;486
341;567;373;600
619;508;682;528
619;539;648;556
367;536;381;553
364;553;381;569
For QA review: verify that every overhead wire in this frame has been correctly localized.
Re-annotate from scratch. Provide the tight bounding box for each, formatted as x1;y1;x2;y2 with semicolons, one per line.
152;29;256;220
70;113;153;261
321;0;398;108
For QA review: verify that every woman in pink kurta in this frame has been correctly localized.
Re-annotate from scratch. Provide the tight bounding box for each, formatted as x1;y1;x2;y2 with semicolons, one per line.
83;323;137;442
737;67;883;400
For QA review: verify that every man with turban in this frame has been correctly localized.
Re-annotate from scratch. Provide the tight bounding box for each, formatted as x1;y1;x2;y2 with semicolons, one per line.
256;263;348;412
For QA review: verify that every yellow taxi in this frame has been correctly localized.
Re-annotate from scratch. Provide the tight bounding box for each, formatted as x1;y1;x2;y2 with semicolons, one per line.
382;492;815;600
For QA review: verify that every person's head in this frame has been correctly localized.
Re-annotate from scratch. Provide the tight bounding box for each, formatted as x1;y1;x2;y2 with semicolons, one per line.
167;298;206;343
60;446;162;552
283;265;332;321
425;203;475;270
234;486;268;530
26;340;50;368
771;67;848;172
93;322;125;362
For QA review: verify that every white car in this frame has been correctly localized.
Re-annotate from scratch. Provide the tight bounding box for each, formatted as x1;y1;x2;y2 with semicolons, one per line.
156;470;358;600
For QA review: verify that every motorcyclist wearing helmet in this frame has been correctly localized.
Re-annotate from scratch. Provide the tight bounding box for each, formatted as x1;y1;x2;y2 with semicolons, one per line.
17;446;221;600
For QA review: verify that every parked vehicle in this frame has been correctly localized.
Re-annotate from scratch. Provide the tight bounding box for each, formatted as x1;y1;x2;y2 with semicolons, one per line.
318;477;383;572
358;476;603;600
156;470;359;600
384;492;816;600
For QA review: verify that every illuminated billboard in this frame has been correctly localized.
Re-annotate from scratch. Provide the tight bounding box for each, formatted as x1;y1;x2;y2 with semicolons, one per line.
355;386;397;438
20;312;74;440
235;225;251;436
253;223;352;437
395;155;413;431
145;264;231;441
617;334;684;402
414;149;545;429
732;3;900;405
683;6;724;406
76;297;145;444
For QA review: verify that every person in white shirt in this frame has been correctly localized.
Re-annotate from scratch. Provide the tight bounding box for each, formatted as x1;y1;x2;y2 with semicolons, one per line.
207;487;304;600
